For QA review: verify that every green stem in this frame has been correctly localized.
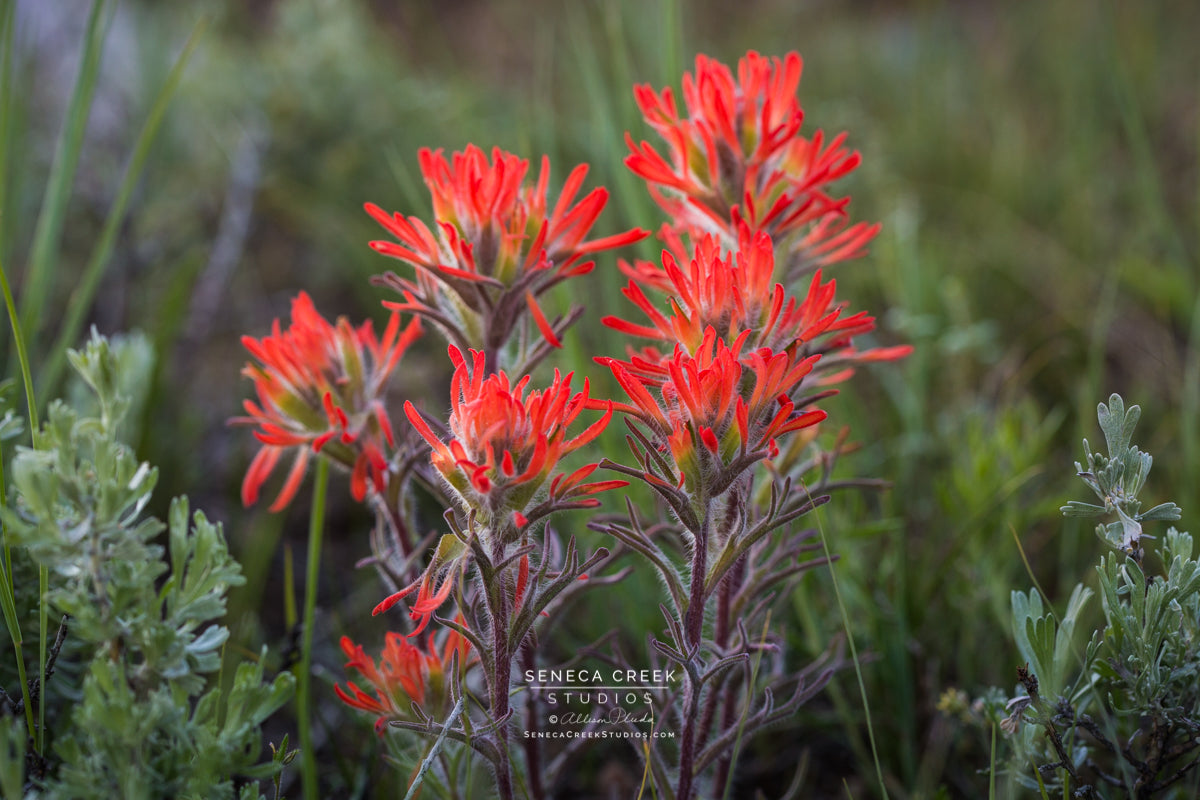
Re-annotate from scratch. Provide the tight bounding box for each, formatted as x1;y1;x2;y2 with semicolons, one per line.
0;0;16;263
0;254;42;752
298;458;329;800
0;2;36;747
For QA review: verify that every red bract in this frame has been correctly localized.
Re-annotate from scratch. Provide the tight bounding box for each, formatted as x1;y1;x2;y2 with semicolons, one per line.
625;51;878;267
603;228;911;387
373;561;457;638
334;625;471;734
233;292;422;511
404;346;625;528
598;329;826;485
607;226;879;356
366;145;648;358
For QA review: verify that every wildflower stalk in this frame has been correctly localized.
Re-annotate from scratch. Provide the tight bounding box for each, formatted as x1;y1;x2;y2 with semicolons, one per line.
685;506;711;650
520;642;546;800
677;504;711;800
483;534;515;800
298;458;329;800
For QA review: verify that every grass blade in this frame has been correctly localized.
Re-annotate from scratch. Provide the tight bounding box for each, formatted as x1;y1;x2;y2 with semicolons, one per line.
0;252;40;751
0;0;17;260
17;0;115;369
39;17;208;404
807;480;889;799
0;447;35;746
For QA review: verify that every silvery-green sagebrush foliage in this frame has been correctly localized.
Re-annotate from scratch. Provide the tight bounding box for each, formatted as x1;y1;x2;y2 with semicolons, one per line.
0;332;294;800
1002;395;1199;799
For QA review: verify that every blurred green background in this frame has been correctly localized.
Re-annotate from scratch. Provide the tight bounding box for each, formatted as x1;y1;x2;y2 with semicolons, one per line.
3;0;1198;796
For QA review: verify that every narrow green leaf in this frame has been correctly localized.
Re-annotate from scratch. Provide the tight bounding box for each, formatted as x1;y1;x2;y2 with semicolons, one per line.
18;0;115;361
41;17;208;403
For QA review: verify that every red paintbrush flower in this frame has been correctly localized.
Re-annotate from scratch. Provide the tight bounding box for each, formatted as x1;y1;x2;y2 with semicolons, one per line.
233;292;422;511
404;346;625;531
606;225;879;356
597;329;826;487
625;51;878;270
372;559;458;638
334;623;471;734
603;226;910;386
366;145;648;363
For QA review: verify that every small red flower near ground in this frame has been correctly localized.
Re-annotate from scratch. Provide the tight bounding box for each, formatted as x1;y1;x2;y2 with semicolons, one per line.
372;558;458;638
233;291;421;511
334;624;471;734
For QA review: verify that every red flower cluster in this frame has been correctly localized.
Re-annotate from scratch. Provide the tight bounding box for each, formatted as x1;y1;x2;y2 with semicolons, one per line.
367;145;648;357
605;226;910;382
334;624;471;734
229;53;910;796
234;292;421;511
599;328;825;487
626;51;878;272
405;346;625;530
600;50;912;490
606;226;863;353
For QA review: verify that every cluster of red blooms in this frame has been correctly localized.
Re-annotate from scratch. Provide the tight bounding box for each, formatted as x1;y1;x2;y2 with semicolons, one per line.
403;345;623;533
333;622;470;733
234;292;421;512
598;52;910;493
626;51;880;272
235;139;641;733
232;49;908;753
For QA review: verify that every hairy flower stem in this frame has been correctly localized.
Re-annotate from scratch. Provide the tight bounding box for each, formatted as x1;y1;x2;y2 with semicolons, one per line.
380;497;413;562
684;508;711;651
703;555;746;793
677;508;712;800
520;642;546;800
482;322;505;376
486;536;515;800
677;668;703;800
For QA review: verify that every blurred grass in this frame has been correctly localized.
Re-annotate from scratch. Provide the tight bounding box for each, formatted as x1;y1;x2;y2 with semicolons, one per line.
3;0;1198;795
